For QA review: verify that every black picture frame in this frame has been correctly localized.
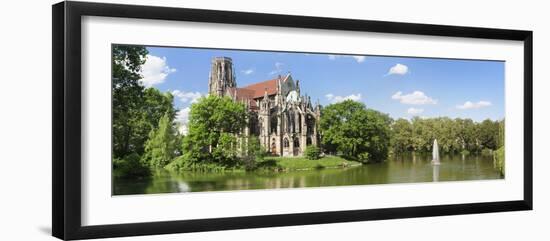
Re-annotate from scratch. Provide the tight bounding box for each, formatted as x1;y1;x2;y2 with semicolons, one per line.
52;1;533;240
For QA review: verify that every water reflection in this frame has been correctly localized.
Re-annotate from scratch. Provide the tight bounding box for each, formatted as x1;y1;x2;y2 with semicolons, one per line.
113;153;503;195
432;164;440;182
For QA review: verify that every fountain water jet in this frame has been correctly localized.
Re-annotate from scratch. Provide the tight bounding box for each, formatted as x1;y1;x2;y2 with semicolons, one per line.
432;139;440;165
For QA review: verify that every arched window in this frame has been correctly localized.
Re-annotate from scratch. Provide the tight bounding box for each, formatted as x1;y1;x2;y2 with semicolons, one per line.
294;138;300;148
283;138;289;148
270;114;278;134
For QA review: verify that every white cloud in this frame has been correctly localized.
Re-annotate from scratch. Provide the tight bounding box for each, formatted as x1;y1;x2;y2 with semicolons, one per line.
139;54;176;87
327;54;366;63
392;91;437;105
241;68;254;75
456;100;492;110
352;56;366;63
269;62;285;75
386;63;408;76
175;107;190;135
407;107;424;115
325;93;362;103
171;90;202;103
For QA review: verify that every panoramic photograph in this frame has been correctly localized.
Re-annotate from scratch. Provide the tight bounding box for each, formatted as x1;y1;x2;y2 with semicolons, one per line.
112;44;505;195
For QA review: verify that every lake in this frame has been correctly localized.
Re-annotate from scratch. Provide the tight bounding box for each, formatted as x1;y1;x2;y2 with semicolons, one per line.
113;153;503;195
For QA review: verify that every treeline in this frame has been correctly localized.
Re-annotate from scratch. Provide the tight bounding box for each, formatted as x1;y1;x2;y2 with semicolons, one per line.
390;117;504;154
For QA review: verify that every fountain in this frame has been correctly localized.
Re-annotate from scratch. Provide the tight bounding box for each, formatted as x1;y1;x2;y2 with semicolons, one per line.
432;139;440;165
432;139;440;182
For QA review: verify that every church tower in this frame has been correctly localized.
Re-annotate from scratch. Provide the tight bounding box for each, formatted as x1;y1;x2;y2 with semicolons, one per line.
208;57;236;96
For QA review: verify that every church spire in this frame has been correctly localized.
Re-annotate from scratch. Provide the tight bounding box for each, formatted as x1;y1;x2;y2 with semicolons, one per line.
208;57;236;97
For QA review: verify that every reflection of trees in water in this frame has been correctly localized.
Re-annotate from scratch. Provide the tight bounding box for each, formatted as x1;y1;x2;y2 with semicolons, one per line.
114;154;503;195
112;176;152;195
144;171;180;194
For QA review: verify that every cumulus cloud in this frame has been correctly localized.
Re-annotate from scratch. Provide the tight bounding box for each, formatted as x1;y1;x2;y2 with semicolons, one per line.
456;100;492;110
241;68;254;75
171;90;202;103
139;54;176;87
386;63;408;76
175;107;190;135
325;93;362;103
407;107;424;115
327;54;366;63
392;91;437;105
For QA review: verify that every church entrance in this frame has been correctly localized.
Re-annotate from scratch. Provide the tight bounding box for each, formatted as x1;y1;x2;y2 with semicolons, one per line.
271;140;277;155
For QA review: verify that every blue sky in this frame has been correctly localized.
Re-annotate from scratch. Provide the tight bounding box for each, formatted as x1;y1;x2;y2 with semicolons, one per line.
138;46;504;131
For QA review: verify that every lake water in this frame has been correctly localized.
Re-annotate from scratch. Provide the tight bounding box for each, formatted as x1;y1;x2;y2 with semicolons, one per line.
113;153;503;195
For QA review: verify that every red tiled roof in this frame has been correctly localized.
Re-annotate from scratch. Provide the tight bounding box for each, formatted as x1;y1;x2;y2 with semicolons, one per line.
240;78;278;99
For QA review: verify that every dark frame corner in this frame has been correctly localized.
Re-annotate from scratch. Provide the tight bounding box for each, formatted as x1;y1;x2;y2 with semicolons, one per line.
52;1;533;240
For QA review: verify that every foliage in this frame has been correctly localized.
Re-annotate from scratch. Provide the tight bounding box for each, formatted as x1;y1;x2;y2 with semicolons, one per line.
320;100;391;163
211;133;239;166
494;147;505;176
112;45;148;158
181;95;247;166
165;153;231;172
262;155;361;170
142;112;178;168
241;136;267;170
390;117;504;154
112;45;177;159
390;118;414;153
305;145;321;160
481;148;493;156
113;153;150;178
493;120;505;176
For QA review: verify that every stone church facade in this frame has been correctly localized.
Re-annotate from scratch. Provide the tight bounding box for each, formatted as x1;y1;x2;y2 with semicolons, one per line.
207;57;321;156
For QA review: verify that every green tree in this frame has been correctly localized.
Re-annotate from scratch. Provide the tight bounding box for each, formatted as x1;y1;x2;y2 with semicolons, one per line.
113;153;150;178
112;45;148;158
130;89;177;155
455;118;477;152
182;95;247;165
112;45;177;159
477;119;500;150
142;112;178;168
241;136;266;169
320;100;391;163
391;118;413;153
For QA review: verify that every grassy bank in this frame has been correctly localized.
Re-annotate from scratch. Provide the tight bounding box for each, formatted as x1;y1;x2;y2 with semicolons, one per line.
260;155;362;171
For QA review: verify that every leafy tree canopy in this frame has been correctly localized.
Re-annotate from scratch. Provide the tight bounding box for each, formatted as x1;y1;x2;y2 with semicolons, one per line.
320;100;391;163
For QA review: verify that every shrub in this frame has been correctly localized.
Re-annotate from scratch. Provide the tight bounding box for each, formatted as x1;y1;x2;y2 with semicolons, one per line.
481;148;493;156
494;147;505;176
357;152;370;163
305;145;321;160
113;153;150;178
165;153;228;172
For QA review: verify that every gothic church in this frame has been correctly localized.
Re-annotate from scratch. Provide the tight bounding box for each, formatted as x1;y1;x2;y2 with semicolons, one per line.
207;57;321;156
